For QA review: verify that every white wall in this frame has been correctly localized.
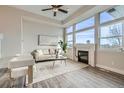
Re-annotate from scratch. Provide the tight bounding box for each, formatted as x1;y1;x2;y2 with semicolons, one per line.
0;40;1;58
23;20;63;55
96;50;124;75
0;34;3;58
0;6;63;57
67;48;73;60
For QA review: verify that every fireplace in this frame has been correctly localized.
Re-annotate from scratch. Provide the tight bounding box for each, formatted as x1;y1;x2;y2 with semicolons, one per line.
78;50;88;64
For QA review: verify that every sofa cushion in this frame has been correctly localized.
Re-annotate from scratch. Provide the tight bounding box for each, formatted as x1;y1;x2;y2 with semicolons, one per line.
42;49;49;55
50;49;56;55
36;49;43;55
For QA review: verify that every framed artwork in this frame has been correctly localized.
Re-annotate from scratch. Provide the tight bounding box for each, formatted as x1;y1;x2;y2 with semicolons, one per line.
38;34;58;46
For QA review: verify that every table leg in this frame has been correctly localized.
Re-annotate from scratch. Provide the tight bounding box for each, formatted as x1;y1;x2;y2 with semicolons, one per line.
65;60;67;66
53;61;55;68
28;65;33;84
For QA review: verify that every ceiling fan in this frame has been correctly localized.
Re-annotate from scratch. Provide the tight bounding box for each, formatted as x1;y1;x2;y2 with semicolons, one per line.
41;5;68;17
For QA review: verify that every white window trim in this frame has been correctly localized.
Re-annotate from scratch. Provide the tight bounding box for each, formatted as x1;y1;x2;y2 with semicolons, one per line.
100;35;123;39
100;17;124;27
75;26;95;33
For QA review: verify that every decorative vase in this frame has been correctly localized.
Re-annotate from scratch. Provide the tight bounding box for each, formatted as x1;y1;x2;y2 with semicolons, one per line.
61;51;66;57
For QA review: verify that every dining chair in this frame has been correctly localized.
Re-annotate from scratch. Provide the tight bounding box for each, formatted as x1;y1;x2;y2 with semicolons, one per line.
8;60;29;88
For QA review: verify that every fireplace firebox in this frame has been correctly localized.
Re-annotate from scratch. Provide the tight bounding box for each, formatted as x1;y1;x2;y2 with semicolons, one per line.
78;50;88;64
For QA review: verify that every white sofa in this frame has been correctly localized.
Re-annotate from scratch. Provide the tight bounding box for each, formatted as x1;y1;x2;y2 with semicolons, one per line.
31;49;56;63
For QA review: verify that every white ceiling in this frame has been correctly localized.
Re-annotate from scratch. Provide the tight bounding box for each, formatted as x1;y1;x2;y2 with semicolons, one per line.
12;5;82;21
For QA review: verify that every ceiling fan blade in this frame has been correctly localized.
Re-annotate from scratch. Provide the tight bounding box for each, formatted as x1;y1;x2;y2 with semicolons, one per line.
42;8;53;11
51;5;56;7
54;12;56;16
56;5;63;8
58;9;68;13
51;5;63;8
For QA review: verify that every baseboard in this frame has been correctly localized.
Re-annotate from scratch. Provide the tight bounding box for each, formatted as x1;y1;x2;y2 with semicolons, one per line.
96;64;124;75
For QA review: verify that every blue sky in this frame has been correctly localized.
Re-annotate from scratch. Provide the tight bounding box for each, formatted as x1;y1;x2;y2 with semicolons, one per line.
100;12;114;23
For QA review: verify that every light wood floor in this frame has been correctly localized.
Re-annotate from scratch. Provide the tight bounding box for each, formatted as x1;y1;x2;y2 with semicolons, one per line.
32;66;124;88
0;66;124;88
0;68;25;88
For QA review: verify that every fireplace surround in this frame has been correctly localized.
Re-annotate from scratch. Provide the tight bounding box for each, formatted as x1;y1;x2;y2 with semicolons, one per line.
74;44;95;67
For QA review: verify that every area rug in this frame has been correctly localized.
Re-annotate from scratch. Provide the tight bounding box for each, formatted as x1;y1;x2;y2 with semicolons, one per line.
33;60;88;83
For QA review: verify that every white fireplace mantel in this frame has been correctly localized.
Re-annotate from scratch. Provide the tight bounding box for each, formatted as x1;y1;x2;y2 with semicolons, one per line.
74;44;95;67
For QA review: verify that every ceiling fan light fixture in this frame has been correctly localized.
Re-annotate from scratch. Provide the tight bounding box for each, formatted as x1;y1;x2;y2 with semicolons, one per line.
53;8;58;12
67;8;69;11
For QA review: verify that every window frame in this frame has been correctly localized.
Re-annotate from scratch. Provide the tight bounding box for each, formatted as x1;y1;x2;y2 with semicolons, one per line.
99;11;124;49
74;16;95;44
65;5;124;50
66;29;73;48
66;26;73;34
100;5;124;24
75;28;95;44
75;16;95;32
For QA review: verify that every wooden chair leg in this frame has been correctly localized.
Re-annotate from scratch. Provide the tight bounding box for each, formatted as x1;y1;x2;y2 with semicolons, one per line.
28;65;33;84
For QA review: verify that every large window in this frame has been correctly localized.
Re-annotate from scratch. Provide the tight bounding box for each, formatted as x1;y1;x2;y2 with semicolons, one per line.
99;6;124;48
67;34;73;47
100;23;123;48
100;6;124;24
75;16;95;44
66;26;73;33
66;25;73;48
67;34;73;42
76;29;95;44
65;5;124;50
75;17;95;31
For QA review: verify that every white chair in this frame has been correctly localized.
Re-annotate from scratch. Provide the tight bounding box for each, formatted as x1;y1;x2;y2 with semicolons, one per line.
8;60;29;87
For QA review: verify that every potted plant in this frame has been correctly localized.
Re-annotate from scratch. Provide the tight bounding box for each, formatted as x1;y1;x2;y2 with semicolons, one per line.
58;40;67;56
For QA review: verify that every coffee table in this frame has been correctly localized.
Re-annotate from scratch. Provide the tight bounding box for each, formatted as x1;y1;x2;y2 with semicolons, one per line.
48;55;67;68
